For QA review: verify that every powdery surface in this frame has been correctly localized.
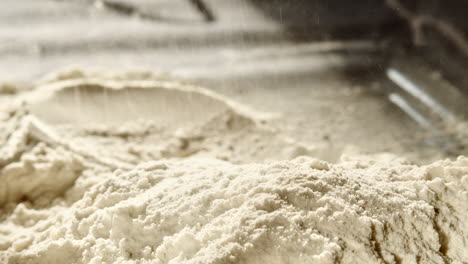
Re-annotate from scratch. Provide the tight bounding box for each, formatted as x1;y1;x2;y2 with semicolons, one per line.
0;156;467;264
0;73;467;264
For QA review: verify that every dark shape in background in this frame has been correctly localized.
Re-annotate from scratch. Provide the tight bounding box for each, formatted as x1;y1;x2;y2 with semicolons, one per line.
248;0;402;40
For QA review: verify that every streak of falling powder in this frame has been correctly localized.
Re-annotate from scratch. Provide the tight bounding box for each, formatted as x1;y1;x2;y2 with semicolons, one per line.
103;86;109;122
125;88;136;117
238;1;247;46
74;86;82;120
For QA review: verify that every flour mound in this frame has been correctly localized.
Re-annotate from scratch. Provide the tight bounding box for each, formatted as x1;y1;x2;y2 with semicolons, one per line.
1;156;467;264
1;72;467;264
0;75;315;206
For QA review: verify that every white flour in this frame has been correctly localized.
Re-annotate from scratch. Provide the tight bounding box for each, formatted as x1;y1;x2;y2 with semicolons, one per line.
0;73;467;264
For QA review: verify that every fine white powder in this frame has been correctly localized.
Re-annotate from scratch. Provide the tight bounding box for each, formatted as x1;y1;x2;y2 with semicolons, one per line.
0;73;467;264
1;156;467;264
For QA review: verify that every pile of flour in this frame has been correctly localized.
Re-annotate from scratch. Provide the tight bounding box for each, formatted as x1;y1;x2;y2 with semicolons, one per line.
0;72;467;264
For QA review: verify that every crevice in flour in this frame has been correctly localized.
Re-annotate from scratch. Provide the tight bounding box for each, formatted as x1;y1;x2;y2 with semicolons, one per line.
433;208;450;263
370;222;388;264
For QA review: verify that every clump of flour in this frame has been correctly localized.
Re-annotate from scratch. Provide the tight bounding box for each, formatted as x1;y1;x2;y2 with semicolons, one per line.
0;72;467;264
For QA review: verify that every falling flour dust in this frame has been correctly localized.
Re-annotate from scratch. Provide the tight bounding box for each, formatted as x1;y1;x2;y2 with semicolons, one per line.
0;71;467;264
